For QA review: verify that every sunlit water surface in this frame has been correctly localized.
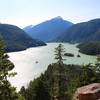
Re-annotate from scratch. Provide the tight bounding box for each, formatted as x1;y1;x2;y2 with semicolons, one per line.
8;43;96;90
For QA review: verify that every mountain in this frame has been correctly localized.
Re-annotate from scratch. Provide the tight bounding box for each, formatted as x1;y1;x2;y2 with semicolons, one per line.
23;25;34;31
77;41;100;55
55;18;100;42
0;24;46;52
23;16;73;42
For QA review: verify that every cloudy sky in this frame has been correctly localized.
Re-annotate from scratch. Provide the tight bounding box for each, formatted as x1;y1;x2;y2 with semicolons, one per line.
0;0;100;28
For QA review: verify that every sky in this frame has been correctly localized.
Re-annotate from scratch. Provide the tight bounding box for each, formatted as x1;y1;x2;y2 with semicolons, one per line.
0;0;100;28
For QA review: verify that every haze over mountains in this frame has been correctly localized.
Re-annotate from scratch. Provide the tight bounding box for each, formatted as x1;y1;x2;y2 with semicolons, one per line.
55;18;100;43
24;17;100;43
0;24;46;52
23;16;73;42
0;17;100;54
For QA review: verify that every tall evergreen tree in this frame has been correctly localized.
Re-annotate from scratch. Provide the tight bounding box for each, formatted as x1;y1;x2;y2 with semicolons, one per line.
0;38;24;100
54;44;65;64
33;79;51;100
21;78;51;100
54;44;67;100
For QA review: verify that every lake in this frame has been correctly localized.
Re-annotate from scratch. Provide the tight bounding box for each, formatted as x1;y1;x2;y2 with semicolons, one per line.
8;43;96;90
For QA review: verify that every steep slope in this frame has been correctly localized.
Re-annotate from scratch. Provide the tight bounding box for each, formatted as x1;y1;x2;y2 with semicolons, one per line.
55;18;100;42
23;16;73;42
0;24;46;52
23;25;34;32
77;41;100;55
21;63;82;100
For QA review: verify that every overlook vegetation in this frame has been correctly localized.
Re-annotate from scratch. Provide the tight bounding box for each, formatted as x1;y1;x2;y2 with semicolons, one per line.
0;38;24;100
20;44;100;100
0;35;100;100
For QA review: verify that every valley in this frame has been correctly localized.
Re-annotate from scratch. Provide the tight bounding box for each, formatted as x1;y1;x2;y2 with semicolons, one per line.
0;0;100;100
8;43;96;90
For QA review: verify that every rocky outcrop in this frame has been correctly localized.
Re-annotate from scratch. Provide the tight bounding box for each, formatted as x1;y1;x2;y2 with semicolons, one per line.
73;83;100;100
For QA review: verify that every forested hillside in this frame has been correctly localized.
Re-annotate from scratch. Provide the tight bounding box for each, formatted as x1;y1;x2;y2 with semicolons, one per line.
77;42;100;55
20;44;100;100
0;24;46;52
54;19;100;43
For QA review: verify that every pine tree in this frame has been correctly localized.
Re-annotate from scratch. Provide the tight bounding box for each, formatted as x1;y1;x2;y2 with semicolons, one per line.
34;79;51;100
22;78;51;100
54;44;65;64
54;44;66;100
0;38;24;100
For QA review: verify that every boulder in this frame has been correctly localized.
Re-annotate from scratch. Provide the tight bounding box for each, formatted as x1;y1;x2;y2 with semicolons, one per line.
73;83;100;100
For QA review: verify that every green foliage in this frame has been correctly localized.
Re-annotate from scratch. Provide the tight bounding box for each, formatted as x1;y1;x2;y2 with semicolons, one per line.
66;79;78;100
54;44;65;64
21;62;82;100
20;44;100;100
21;59;100;100
67;58;100;100
19;86;26;99
77;41;100;55
0;24;46;52
0;38;24;100
56;19;100;43
20;78;51;100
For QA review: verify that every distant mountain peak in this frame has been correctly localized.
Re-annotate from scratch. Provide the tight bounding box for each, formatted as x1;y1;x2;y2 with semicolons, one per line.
54;16;63;19
23;17;73;42
51;16;64;21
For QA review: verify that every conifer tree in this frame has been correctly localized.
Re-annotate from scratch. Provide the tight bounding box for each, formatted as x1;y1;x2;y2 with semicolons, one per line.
54;44;66;100
54;44;65;64
0;38;24;100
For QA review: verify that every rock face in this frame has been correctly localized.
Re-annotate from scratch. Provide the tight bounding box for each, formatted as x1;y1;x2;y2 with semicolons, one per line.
73;83;100;100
